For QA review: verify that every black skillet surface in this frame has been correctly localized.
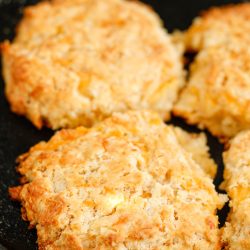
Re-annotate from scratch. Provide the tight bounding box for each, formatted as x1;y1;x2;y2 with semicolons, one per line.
0;0;245;249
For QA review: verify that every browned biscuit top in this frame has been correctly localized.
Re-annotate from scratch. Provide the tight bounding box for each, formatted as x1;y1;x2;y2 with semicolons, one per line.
9;111;225;250
185;3;250;51
2;0;183;129
174;3;250;139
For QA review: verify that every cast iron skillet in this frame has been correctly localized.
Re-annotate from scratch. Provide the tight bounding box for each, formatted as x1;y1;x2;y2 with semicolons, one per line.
0;0;244;249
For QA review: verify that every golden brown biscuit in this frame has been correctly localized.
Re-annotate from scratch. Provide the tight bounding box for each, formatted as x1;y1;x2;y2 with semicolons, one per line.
174;45;250;140
221;130;250;249
9;111;225;250
174;3;250;140
184;3;250;51
2;0;184;129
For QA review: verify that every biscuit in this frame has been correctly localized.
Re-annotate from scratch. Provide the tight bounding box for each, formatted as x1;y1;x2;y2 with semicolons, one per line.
173;4;250;139
2;0;184;129
174;45;250;139
184;3;250;51
9;111;225;250
221;130;250;249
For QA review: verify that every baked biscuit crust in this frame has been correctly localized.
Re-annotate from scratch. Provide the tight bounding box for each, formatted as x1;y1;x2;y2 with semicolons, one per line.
9;111;224;250
221;130;250;249
184;3;250;51
174;3;250;139
2;0;184;129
